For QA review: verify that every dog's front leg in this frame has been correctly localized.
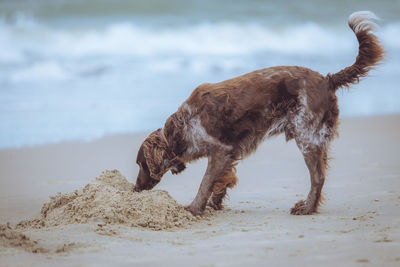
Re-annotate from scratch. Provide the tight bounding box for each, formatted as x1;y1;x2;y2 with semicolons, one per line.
186;151;232;216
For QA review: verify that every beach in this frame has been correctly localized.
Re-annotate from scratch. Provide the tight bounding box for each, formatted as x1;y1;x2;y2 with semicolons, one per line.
1;115;399;266
1;1;399;265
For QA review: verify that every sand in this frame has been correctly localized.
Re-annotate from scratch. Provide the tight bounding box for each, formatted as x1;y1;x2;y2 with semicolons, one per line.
0;224;47;253
0;115;399;266
1;169;208;256
15;169;201;231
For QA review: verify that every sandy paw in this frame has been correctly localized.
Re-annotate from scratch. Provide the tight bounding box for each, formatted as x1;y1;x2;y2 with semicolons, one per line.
290;200;315;215
185;205;204;216
207;200;223;210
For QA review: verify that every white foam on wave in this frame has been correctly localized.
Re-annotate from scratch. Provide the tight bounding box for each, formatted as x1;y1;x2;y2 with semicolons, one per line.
1;15;399;82
1;14;399;60
0;16;372;61
110;22;341;55
10;61;70;82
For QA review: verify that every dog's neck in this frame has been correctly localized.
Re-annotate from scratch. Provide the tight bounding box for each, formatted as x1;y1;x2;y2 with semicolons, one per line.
163;111;194;161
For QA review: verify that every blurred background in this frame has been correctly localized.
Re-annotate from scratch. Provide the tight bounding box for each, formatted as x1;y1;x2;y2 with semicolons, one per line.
0;0;399;149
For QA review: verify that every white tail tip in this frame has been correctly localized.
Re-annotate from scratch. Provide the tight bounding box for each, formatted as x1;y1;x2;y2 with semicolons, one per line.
348;11;379;33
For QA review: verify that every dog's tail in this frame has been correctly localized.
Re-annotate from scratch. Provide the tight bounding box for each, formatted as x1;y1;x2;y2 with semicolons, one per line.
327;11;384;91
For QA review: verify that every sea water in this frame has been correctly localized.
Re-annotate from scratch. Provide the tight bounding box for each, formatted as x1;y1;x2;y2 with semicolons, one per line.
0;0;399;148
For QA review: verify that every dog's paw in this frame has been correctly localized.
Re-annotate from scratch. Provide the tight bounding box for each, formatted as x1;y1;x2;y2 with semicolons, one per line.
290;200;315;215
184;205;204;216
207;199;223;210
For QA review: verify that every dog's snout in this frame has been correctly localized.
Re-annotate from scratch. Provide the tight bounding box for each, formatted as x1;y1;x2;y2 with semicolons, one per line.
133;184;143;192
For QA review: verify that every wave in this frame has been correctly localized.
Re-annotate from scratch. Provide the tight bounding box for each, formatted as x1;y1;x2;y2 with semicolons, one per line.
1;15;399;62
1;15;398;83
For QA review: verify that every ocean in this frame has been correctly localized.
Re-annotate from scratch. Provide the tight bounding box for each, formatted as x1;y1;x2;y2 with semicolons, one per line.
0;0;399;149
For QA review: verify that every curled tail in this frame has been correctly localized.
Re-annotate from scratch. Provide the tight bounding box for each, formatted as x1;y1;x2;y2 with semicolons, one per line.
327;11;384;91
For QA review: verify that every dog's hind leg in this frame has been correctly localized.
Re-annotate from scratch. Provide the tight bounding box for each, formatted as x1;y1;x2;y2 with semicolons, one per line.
291;142;328;215
208;166;238;210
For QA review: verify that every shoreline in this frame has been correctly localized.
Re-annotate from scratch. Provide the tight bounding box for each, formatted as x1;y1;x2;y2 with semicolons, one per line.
1;112;398;152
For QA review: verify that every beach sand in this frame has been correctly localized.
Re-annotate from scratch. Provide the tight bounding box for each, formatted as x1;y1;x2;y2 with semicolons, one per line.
0;115;399;266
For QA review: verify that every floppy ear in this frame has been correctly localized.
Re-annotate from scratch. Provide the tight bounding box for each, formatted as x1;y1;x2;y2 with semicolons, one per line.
142;131;169;180
143;143;166;180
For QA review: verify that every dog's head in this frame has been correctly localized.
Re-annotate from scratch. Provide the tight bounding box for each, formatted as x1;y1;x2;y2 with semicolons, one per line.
134;129;186;192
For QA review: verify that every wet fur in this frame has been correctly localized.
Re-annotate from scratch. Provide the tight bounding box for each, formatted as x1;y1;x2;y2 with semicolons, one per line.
136;11;384;216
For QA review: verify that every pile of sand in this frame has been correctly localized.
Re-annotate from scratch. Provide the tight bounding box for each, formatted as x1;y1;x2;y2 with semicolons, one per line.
2;169;213;254
16;170;201;231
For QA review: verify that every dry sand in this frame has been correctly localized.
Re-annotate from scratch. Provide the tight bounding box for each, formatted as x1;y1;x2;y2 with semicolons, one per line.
15;169;202;231
0;115;399;266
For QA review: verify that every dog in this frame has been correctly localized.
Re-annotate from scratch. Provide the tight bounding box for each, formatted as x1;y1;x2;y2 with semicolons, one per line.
134;11;384;216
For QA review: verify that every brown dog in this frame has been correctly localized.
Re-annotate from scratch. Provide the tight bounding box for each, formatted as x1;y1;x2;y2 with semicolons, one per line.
134;11;384;216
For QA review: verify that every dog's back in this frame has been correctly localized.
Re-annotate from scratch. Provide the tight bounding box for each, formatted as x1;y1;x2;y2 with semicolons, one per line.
182;65;332;158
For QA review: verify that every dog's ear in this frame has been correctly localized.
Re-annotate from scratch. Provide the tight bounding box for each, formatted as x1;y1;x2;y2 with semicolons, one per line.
142;131;169;180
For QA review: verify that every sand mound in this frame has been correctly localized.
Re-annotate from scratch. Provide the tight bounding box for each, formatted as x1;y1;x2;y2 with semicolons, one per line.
17;170;200;231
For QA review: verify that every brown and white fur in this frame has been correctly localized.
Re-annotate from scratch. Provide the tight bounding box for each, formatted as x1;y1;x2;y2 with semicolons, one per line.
134;11;384;216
